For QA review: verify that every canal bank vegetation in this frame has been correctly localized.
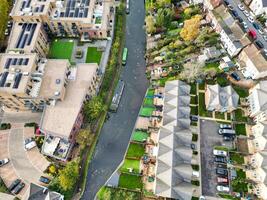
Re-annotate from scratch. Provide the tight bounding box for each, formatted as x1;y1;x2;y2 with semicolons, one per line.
77;0;127;198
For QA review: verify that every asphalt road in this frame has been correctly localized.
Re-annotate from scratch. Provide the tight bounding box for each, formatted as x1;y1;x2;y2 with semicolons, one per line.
81;0;148;199
200;119;233;196
226;0;267;47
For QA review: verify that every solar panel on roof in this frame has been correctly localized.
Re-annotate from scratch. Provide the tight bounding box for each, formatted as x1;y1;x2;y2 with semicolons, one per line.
79;12;83;18
82;0;86;4
74;8;79;17
0;72;9;87
18;58;23;65
13;73;22;89
84;8;88;17
15;24;27;48
60;12;64;17
26;0;32;8
71;1;75;8
27;24;37;46
40;5;45;12
27;23;32;31
67;0;71;7
85;0;90;6
69;12;74;17
21;1;26;11
34;7;39;12
5;58;12;69
66;8;70;16
24;58;29;65
20;34;28;48
12;58;18;65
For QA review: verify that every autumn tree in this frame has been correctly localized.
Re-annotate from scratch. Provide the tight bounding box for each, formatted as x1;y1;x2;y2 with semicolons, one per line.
0;0;9;41
180;14;202;42
179;61;206;83
76;129;94;149
84;96;105;122
145;15;156;34
58;160;79;191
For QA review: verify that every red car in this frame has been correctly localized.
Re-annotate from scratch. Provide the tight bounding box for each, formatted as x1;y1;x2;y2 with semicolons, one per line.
217;177;228;184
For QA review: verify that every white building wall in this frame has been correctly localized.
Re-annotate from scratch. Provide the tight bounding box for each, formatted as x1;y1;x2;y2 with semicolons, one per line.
249;0;265;15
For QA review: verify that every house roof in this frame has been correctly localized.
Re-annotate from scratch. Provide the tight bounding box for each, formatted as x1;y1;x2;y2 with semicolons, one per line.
155;80;193;200
27;183;63;200
205;84;239;111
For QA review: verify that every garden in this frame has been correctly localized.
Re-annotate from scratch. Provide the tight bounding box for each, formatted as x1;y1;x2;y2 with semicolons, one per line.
139;106;155;117
97;186;141;200
49;39;74;61
231;169;248;193
131;130;149;142
198;92;212;117
126;143;145;159
230;152;244;165
120;159;140;174
85;47;102;64
235;123;247;136
118;173;143;190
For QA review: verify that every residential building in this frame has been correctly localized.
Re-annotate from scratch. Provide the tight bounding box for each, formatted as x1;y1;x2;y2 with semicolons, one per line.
238;44;267;79
203;0;222;10
11;0;114;39
206;4;251;57
26;183;64;200
249;0;267;15
154;80;198;200
247;81;267;122
219;56;235;71
40;63;99;161
205;84;239;112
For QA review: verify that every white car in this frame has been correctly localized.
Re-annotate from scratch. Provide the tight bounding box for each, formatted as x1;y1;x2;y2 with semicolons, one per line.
4;29;9;36
213;149;227;157
248;16;254;23
0;158;9;167
259;29;265;34
238;4;245;10
216;185;230;192
24;137;37;151
243;10;250;17
263;35;267;41
241;21;248;29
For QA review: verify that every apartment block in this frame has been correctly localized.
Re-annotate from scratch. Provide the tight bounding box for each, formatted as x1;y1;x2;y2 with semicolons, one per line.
249;0;267;15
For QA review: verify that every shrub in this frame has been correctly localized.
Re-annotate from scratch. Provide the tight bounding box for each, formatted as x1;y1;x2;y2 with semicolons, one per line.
0;123;11;130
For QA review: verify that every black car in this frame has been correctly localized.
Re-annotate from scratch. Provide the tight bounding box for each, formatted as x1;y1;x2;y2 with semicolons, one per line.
216;168;228;176
8;179;21;191
214;156;227;163
224;0;229;5
236;16;243;23
39;176;51;184
190;115;198;122
231;72;241;81
230;10;238;18
12;182;25;194
253;22;260;30
255;40;264;49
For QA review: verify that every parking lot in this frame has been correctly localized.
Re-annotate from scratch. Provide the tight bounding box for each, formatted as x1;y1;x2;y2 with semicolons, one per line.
200;119;233;196
0;124;49;198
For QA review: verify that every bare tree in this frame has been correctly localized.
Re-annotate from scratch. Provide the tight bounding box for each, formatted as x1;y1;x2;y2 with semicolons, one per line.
179;61;206;83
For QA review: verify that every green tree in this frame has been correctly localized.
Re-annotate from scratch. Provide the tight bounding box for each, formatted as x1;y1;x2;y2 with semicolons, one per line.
157;0;171;7
145;15;156;33
58;160;79;191
76;129;94;149
0;0;9;41
84;96;105;122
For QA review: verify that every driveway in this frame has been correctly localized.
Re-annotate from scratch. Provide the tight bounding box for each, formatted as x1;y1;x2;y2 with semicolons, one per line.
200;119;233;196
0;124;49;198
81;0;148;199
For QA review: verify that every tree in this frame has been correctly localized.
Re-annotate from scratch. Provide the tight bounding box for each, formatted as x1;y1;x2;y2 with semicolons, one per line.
76;129;94;149
84;96;105;122
0;0;9;41
179;61;206;83
157;0;171;7
145;15;156;34
58;160;79;191
180;14;202;42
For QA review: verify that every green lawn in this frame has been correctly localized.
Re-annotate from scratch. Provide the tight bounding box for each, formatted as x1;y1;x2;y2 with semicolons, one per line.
190;105;198;115
235;124;246;136
86;47;102;64
216;76;229;87
233;86;249;98
230;152;244;165
118;173;143;190
190;83;196;95
120;159;140;173
143;98;154;106
231;169;248;193
198;82;205;90
139;107;155;117
190;96;198;104
204;62;221;72
198;93;212;117
97;186;141;200
126;143;145;159
132;131;149;142
147;89;155;97
49;40;74;61
0;178;8;193
215;112;225;120
234;109;248;122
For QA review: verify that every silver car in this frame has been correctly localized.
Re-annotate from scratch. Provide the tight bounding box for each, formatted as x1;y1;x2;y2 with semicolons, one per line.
0;158;9;167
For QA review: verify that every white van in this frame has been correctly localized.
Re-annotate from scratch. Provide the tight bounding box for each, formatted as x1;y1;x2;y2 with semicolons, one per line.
218;128;235;135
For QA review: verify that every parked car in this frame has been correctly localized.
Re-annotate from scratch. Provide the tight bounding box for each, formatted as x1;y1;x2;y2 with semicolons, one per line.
230;10;238;18
241;21;248;29
219;124;232;129
238;3;245;10
216;185;230;192
231;72;241;81
12;182;25;194
223;136;234;141
4;29;9;36
259;29;265;34
263;35;267;41
236;16;243;23
190;115;198;122
24;137;36;151
213;149;227;156
217;177;228;183
39;176;51;185
214;156;227;163
217;164;227;169
228;5;234;10
218;128;236;135
7;21;12;28
8;179;21;191
224;0;229;5
216;168;228;176
263;49;267;56
243;10;250;17
0;158;9;167
191;143;196;150
255;40;264;49
248;16;255;23
253;22;260;30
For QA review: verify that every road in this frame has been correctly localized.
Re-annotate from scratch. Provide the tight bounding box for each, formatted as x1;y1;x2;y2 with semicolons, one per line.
226;0;267;47
81;0;148;199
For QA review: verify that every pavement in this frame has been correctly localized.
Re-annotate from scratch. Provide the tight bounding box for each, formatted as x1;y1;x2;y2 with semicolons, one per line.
1;111;41;124
0;124;50;199
81;0;148;199
226;0;267;47
200;119;233;197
